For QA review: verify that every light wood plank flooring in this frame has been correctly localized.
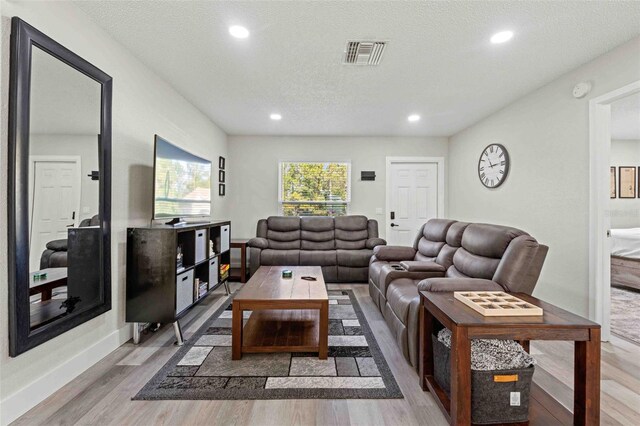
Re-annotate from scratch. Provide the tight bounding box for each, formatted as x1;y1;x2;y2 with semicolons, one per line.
12;283;640;425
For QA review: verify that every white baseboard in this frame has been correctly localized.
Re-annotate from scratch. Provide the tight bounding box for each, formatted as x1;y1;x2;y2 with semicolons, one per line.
0;324;132;426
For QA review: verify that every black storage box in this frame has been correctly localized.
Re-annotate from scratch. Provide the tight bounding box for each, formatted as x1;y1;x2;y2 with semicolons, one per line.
432;335;534;425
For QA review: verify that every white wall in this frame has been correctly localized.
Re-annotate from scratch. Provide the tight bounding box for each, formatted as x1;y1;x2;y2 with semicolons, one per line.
610;139;640;229
448;37;640;317
228;136;448;239
0;2;228;423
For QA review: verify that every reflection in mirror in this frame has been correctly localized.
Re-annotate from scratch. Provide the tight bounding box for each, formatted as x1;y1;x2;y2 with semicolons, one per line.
28;46;102;330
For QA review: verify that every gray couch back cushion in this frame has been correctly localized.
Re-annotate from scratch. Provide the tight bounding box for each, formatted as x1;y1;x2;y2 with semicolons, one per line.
448;223;528;280
335;215;368;249
266;216;301;249
413;219;456;262
300;216;335;250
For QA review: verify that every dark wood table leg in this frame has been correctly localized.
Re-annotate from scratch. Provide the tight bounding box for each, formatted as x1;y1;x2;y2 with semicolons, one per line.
518;339;530;353
419;301;434;390
240;243;247;283
318;301;329;359
451;325;471;426
41;288;53;301
574;327;601;425
231;302;243;360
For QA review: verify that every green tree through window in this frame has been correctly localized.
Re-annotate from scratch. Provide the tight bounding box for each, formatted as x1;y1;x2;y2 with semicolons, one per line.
279;162;350;216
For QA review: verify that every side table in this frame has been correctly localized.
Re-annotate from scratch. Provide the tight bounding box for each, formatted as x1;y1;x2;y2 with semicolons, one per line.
419;291;601;426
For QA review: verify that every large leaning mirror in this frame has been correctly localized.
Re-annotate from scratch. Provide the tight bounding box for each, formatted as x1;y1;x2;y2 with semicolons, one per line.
8;18;112;356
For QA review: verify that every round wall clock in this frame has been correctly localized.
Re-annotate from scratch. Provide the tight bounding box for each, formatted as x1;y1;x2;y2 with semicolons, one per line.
478;143;509;188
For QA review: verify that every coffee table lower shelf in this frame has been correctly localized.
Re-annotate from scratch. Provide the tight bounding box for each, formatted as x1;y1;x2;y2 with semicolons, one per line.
423;375;573;426
232;306;329;360
242;309;321;353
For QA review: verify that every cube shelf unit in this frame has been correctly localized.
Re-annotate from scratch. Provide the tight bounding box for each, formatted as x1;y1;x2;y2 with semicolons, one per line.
126;220;231;344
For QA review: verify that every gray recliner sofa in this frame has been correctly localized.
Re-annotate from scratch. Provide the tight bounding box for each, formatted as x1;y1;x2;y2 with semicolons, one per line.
369;219;548;369
248;215;386;282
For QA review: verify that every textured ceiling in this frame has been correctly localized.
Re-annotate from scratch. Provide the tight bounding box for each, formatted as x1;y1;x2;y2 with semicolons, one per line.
611;92;640;140
74;1;640;136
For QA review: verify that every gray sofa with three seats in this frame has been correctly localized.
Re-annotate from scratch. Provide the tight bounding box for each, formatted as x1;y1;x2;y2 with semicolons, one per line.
248;215;386;283
369;218;548;369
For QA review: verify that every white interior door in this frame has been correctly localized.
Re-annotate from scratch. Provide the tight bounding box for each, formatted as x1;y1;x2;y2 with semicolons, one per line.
29;159;80;271
387;161;439;246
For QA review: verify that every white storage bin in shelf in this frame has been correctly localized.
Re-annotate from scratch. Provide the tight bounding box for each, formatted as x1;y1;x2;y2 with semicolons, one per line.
209;257;219;287
195;229;207;263
176;269;194;314
220;225;230;253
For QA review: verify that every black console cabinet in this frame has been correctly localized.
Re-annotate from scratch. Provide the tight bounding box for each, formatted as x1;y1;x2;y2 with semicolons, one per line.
126;220;231;344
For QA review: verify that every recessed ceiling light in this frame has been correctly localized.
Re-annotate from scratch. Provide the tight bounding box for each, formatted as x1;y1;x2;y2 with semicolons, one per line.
270;113;282;121
407;114;420;122
490;30;513;44
229;25;249;39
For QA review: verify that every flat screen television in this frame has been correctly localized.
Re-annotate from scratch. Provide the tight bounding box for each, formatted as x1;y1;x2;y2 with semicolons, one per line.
153;135;211;221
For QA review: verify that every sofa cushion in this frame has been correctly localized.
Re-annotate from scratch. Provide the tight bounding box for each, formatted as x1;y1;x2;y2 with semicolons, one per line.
267;230;301;249
260;249;300;266
335;215;368;249
267;216;300;231
300;250;337;266
300;216;335;250
417;239;445;258
335;215;368;231
461;223;527;258
422;219;456;242
337;249;373;267
452;248;500;280
446;222;469;247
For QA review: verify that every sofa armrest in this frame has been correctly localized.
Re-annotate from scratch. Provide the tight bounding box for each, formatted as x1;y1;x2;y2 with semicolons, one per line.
248;237;268;249
366;238;386;249
399;261;445;273
417;278;505;292
372;245;416;261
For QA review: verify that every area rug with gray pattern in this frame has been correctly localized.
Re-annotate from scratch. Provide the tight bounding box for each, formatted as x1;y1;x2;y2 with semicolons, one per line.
134;290;403;400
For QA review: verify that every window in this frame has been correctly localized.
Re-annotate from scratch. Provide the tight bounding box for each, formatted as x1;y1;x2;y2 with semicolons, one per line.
279;162;351;216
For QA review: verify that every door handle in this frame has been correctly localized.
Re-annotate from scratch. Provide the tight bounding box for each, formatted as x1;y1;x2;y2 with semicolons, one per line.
390;223;399;227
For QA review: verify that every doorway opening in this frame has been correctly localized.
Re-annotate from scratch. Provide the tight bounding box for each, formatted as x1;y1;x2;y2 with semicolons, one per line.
589;80;640;343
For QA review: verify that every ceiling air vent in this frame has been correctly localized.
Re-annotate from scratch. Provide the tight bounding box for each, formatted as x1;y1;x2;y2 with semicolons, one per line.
343;41;386;65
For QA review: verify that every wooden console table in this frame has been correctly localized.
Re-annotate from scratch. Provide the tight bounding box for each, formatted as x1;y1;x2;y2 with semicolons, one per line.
419;291;601;426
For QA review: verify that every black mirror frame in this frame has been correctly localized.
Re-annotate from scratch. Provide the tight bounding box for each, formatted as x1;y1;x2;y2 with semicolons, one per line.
7;17;112;356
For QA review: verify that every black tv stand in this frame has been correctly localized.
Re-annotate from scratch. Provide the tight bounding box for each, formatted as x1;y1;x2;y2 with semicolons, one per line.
126;221;231;345
165;217;187;227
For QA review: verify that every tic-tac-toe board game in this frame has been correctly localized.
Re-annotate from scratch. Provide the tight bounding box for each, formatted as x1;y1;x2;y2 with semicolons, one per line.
454;291;543;317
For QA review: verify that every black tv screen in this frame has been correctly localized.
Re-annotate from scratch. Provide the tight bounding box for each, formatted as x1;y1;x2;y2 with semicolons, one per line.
153;135;211;219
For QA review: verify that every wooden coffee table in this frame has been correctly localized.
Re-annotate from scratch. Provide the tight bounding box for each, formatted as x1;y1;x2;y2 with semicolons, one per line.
231;266;329;360
419;291;601;426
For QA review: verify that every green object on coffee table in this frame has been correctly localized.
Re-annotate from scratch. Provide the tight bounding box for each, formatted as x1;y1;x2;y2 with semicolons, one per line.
33;271;47;280
282;269;293;279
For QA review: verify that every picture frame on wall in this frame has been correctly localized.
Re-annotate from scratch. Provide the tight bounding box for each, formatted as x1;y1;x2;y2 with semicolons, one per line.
219;183;225;196
219;156;225;169
619;166;636;199
610;167;617;199
219;170;225;183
